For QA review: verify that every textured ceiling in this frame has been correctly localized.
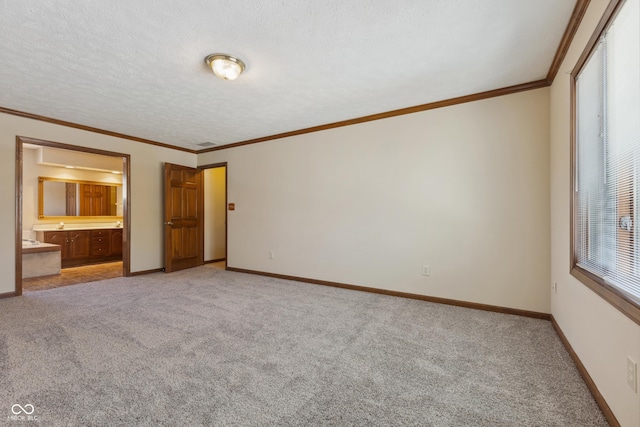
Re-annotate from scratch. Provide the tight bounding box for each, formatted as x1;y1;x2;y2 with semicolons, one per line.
0;1;577;151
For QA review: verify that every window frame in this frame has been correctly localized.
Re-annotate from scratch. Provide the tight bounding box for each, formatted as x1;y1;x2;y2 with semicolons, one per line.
570;0;640;325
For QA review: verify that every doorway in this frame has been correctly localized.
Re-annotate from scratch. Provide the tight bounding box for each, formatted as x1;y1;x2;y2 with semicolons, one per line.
201;163;227;267
15;136;131;295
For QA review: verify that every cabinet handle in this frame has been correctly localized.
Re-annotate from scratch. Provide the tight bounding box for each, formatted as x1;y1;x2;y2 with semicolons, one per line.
65;239;69;243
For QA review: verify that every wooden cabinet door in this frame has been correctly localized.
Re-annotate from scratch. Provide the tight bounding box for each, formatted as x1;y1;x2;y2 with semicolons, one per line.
110;229;123;256
68;231;91;259
45;231;69;259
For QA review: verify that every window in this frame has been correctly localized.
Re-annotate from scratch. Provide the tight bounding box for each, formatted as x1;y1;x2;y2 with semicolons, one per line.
572;0;640;323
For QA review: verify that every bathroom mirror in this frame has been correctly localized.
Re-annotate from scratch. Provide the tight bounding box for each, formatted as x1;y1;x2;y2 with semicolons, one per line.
38;177;123;219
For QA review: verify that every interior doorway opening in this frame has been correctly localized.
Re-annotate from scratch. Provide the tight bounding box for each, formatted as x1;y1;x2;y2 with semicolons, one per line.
16;136;131;295
201;163;227;267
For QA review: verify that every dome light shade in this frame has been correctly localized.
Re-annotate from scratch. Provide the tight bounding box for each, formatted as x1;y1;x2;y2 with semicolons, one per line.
205;54;245;80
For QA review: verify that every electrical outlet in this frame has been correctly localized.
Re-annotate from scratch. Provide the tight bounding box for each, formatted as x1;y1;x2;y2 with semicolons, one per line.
422;264;430;276
269;250;275;260
627;356;637;392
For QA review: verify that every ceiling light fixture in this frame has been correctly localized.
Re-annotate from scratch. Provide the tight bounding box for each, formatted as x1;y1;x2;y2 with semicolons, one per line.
205;54;245;81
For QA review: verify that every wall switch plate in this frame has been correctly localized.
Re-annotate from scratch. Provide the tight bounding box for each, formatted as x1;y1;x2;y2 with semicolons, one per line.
552;282;557;294
422;264;430;276
269;250;275;260
627;356;637;392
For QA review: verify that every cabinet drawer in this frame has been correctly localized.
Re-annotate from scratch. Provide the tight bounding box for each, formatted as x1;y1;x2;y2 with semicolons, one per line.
91;230;109;237
91;243;110;256
92;236;108;244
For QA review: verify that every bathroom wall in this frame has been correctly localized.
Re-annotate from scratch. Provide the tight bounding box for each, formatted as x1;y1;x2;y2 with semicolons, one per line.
22;146;123;236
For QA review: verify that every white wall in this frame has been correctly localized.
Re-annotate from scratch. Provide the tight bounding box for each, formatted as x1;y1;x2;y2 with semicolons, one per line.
0;112;197;294
550;1;640;425
204;167;226;261
199;88;551;313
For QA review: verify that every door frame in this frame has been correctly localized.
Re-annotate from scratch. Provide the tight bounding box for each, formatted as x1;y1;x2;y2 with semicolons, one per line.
15;136;132;296
198;162;228;267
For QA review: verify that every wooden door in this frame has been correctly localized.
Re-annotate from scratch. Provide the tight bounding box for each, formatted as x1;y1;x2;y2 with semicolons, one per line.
65;183;77;216
164;163;202;272
79;184;112;216
80;184;96;216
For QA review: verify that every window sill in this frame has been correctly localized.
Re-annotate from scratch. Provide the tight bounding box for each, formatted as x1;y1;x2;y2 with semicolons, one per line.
571;266;640;326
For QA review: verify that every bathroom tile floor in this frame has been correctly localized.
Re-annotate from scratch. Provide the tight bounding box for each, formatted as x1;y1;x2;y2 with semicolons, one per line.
22;260;225;293
22;261;123;293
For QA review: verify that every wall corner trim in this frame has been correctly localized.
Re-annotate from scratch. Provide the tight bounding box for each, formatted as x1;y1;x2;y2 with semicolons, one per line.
550;315;620;426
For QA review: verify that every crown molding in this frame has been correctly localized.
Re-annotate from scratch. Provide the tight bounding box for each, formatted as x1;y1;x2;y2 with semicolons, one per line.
201;79;550;153
0;106;197;154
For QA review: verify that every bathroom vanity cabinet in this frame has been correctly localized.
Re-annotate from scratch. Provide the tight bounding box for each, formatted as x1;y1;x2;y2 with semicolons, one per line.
36;228;123;268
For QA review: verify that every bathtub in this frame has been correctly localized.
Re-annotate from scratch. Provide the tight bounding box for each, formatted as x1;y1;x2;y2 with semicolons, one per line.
22;241;62;279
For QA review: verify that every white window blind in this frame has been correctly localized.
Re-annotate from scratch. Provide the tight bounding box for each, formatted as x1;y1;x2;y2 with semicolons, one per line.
575;0;640;303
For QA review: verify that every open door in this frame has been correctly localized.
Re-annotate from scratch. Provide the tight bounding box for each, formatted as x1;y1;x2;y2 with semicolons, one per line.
164;163;202;272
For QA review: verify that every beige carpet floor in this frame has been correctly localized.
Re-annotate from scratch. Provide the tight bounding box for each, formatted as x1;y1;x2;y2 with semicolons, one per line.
0;266;606;426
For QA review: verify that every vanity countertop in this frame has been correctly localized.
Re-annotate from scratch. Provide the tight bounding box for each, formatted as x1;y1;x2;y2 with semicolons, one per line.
33;224;123;232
